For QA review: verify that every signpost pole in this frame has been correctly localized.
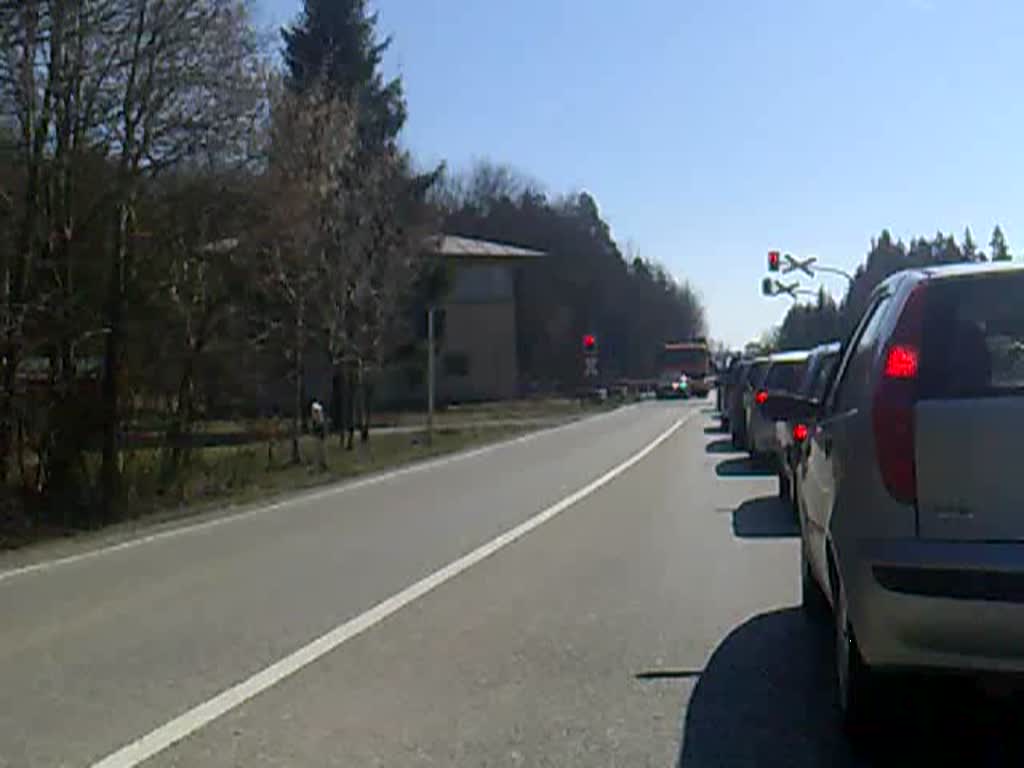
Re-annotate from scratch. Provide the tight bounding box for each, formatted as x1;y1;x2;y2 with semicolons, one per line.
427;306;435;447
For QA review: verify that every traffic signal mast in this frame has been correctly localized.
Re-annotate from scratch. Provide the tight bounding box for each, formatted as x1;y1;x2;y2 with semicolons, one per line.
761;250;854;300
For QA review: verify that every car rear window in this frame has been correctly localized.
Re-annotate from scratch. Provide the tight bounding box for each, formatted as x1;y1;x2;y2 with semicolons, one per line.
809;353;839;398
747;362;770;387
764;361;807;392
798;352;839;398
920;273;1024;399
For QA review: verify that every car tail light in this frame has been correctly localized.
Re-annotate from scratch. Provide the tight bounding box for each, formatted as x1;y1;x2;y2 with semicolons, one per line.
793;423;809;442
755;390;768;405
873;283;927;504
883;345;919;379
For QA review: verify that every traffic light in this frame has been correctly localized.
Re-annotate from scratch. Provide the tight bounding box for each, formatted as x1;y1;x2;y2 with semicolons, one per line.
582;333;597;352
761;277;776;297
768;250;781;272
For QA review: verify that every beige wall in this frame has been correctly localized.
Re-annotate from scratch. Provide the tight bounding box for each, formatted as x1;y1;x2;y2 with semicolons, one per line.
440;300;518;401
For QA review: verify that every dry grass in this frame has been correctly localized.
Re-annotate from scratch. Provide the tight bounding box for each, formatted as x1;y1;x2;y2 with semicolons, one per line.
1;400;621;552
373;397;615;427
102;424;539;529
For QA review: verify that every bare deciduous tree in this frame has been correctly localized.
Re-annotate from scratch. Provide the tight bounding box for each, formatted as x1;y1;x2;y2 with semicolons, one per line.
0;0;264;519
257;78;357;463
96;0;263;514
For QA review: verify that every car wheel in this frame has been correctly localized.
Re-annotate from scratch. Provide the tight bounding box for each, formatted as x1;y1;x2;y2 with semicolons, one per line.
835;580;877;739
778;471;791;500
737;422;748;448
801;547;829;621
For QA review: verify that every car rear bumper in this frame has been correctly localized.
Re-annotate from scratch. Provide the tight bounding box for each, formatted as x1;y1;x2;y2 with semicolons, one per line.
748;416;779;455
845;539;1024;674
655;387;688;399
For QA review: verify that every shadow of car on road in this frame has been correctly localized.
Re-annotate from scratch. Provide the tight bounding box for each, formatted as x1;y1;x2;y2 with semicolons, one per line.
678;608;1024;768
678;608;852;768
732;496;799;538
705;438;737;455
715;456;774;478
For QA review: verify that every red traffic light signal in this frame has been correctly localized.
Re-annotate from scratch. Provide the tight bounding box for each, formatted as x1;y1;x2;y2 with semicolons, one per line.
768;250;781;272
582;333;596;351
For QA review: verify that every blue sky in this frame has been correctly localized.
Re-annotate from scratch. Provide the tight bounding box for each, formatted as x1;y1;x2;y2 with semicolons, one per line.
256;0;1024;348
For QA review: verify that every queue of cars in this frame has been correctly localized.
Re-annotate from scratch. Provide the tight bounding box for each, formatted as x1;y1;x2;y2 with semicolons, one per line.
725;262;1024;739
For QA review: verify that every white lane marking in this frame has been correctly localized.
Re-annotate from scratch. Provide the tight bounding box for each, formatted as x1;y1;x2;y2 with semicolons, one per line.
89;410;694;768
0;405;640;585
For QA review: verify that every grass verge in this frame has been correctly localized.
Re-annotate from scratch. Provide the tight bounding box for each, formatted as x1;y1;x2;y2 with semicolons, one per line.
0;421;565;555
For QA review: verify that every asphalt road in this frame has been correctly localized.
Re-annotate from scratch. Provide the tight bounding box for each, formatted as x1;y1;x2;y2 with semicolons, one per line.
2;399;1023;767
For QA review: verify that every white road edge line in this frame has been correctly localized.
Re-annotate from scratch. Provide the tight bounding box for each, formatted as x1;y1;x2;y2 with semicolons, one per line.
0;404;639;585
88;409;693;768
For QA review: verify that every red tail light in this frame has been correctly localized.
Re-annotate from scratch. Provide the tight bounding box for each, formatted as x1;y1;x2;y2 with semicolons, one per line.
873;284;927;504
793;423;809;442
755;390;768;405
883;345;919;379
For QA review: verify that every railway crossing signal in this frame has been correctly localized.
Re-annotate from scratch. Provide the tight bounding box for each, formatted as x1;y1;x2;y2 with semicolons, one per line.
762;278;803;299
768;250;818;277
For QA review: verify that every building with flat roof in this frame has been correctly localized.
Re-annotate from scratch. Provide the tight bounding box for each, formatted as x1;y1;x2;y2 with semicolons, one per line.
427;235;543;402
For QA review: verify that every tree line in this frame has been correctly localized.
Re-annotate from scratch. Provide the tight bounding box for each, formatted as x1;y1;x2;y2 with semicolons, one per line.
0;0;706;531
773;226;1009;351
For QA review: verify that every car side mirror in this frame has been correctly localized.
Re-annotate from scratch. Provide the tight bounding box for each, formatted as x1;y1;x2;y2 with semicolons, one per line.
760;393;819;421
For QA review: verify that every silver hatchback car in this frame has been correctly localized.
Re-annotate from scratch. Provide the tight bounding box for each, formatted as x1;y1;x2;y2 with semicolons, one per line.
770;262;1024;734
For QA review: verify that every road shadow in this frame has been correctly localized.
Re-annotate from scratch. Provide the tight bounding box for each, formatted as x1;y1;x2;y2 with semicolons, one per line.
678;608;1024;768
705;438;736;455
703;424;725;435
715;456;773;478
732;495;799;538
678;608;851;767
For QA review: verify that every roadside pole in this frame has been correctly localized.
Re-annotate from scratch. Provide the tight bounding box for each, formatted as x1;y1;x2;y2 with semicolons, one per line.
427;305;435;446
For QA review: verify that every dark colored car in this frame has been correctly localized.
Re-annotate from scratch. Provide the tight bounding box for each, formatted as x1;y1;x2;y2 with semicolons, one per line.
724;359;751;442
655;372;690;399
775;342;840;503
730;358;769;449
717;358;741;430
